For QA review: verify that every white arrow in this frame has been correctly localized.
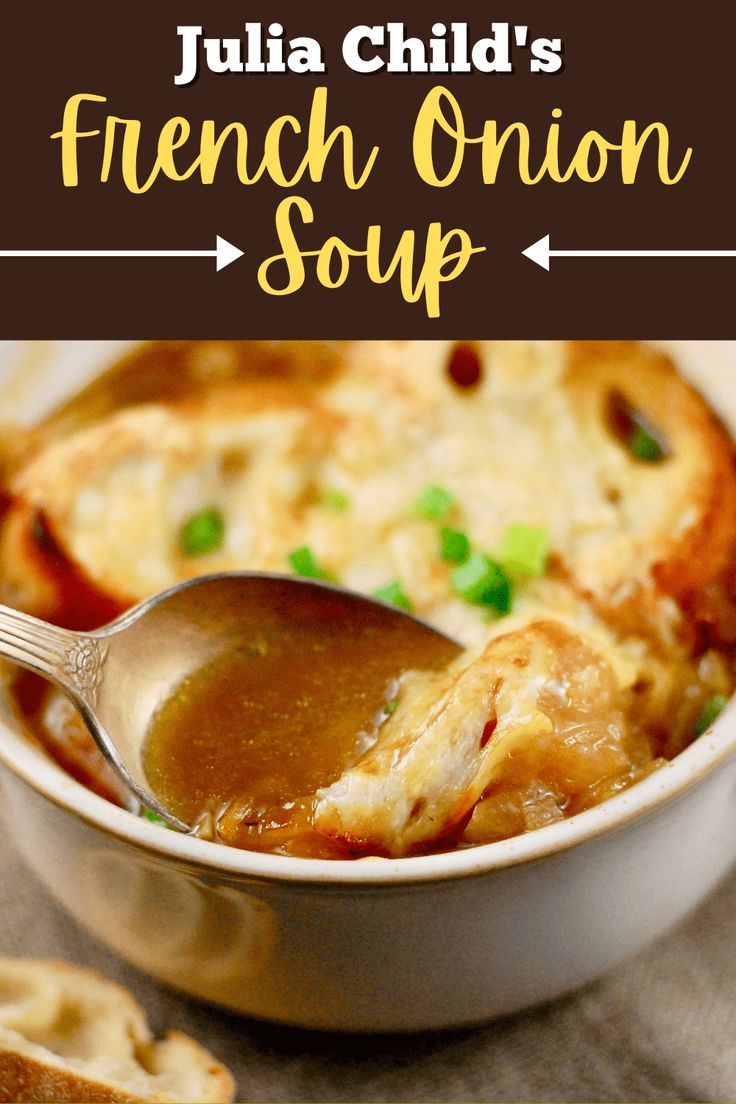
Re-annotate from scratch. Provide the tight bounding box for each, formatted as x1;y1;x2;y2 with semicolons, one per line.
0;235;244;273
523;234;736;271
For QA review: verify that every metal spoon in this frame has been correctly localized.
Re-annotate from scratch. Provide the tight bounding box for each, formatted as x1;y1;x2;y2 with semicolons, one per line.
0;573;460;831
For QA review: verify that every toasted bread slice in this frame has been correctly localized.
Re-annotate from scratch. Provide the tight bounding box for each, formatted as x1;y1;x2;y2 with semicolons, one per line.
562;341;736;643
314;620;631;856
0;382;337;623
0;957;234;1103
2;342;735;654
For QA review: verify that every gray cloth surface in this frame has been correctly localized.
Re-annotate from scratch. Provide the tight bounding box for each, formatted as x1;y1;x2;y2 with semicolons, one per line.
1;829;735;1103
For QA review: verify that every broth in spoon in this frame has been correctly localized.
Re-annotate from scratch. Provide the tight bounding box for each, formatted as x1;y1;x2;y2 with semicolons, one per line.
143;591;458;857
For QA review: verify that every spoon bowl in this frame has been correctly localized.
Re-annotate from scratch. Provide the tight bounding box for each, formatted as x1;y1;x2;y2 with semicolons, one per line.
0;573;461;829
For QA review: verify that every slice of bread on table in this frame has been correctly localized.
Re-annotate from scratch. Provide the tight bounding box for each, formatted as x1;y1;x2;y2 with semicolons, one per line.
0;957;235;1103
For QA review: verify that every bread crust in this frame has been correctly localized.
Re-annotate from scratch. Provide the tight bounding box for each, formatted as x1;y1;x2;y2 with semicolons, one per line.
0;1050;152;1102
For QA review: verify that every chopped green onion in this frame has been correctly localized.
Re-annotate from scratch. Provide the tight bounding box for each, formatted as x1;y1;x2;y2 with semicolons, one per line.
320;488;350;512
440;526;471;565
411;483;455;521
482;606;509;623
179;507;225;557
629;427;665;463
694;693;729;736
607;391;668;465
373;579;414;612
452;553;512;613
385;699;399;715
288;545;336;582
499;523;550;578
143;809;170;828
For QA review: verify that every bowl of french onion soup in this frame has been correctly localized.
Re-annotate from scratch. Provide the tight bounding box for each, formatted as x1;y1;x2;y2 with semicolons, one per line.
0;339;734;1031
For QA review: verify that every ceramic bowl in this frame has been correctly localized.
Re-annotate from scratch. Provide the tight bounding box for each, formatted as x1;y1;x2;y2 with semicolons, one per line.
0;341;735;1031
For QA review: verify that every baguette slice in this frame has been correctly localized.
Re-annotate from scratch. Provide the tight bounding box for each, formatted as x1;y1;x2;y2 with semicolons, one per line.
562;341;736;644
0;382;334;624
0;958;235;1103
314;620;632;856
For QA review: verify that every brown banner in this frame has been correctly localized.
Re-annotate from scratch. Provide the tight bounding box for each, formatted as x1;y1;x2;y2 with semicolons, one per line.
0;1;732;336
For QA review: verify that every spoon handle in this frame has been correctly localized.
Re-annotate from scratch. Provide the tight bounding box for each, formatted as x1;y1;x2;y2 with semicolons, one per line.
0;604;106;708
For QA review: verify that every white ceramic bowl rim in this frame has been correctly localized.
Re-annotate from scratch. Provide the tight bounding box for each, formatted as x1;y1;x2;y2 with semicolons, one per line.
1;694;734;887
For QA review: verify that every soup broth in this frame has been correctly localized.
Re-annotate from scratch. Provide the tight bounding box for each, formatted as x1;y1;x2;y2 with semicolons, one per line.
144;607;457;857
